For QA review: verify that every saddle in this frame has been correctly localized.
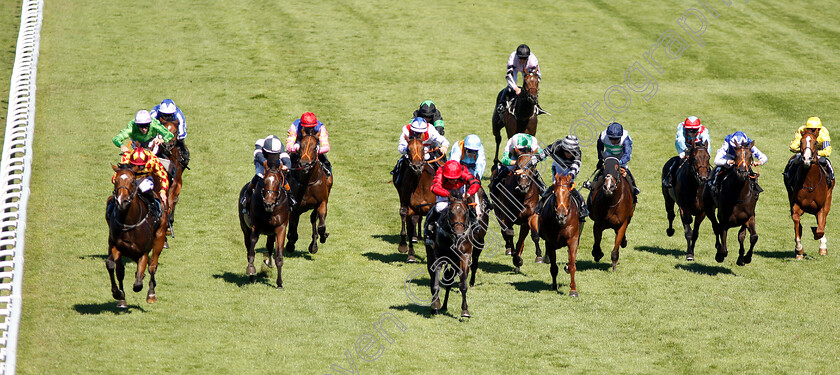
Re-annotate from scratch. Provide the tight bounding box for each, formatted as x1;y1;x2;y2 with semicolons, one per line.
106;193;161;231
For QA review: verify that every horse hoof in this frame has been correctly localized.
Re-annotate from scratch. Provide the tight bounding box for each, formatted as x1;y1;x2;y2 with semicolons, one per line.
795;254;804;260
592;251;604;262
398;243;408;254
320;232;329;244
514;266;521;273
620;237;627;248
820;248;828;256
285;244;295;253
276;285;284;290
146;294;157;304
564;264;570;274
569;290;579;297
535;256;543;264
117;300;128;309
263;259;274;268
736;259;745;266
461;310;471;318
505;249;512;256
309;245;318;254
715;253;726;263
407;255;418;263
163;241;169;249
430;299;441;311
132;283;143;293
411;236;418;244
514;257;524;268
246;265;257;275
666;228;675;237
686;254;694;261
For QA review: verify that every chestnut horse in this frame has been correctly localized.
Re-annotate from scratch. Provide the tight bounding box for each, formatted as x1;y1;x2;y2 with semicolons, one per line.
393;137;443;263
785;128;833;258
535;172;582;296
287;134;333;255
661;140;711;260
428;195;476;318
703;143;760;266
490;153;542;273
158;118;189;235
238;161;291;288
587;157;636;272
493;69;540;165
106;165;168;308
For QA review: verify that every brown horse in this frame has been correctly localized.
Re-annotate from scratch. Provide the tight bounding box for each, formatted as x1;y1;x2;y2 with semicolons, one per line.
467;187;490;287
493;69;540;165
158;118;189;235
238;161;291;288
490;153;542;273
661;140;711;260
106;165;168;308
287;133;333;255
428;195;476;317
785;128;833;258
393;137;443;263
535;172;582;296
703;143;760;266
588;157;636;272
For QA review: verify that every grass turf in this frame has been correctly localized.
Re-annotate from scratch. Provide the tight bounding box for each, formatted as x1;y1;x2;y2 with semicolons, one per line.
8;0;840;373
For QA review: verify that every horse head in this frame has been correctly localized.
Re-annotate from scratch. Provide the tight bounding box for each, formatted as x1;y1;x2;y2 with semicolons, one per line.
111;164;138;211
602;157;621;196
158;118;180;156
514;153;535;193
733;142;754;181
522;69;539;105
446;193;471;239
801;128;819;167
261;161;286;212
297;133;320;173
553;172;574;225
406;138;426;173
689;140;712;183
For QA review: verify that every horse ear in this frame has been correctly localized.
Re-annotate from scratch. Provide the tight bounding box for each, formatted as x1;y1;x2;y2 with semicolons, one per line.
262;160;268;170
748;141;755;149
111;164;119;171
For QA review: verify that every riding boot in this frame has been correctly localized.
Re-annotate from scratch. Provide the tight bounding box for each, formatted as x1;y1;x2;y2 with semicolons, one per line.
663;159;678;188
821;157;835;181
625;167;641;196
392;156;405;186
536;188;552;213
424;209;441;246
319;154;332;177
573;189;589;221
241;174;260;212
177;139;190;168
583;168;600;190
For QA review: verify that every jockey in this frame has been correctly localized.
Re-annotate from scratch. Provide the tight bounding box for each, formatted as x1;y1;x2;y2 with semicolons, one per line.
413;100;445;135
533;135;589;220
113;110;175;174
150;99;187;140
113;147;168;213
708;131;768;195
583;122;641;197
784;116;834;181
496;44;541;113
286;112;332;176
392;117;450;186
241;135;294;213
492;133;542;189
450;134;486;180
424;160;481;246
663;116;712;188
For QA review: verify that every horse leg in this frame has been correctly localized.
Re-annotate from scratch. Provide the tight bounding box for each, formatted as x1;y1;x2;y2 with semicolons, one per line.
716;226;729;263
264;235;275;268
816;204;829;255
546;243;558;292
611;221;630;272
529;214;543;263
736;224;748;266
469;246;482;287
680;210;694;261
285;211;300;253
687;213;704;262
744;217;758;264
246;230;259;279
568;235;579;297
106;245;126;307
317;201;329;244
513;224;529;273
274;224;288;289
115;254;127;308
430;266;442;314
592;222;604;262
792;205;804;259
407;214;420;263
459;257;471;318
493;122;502;166
147;240;164;304
308;209;319;254
501;220;515;257
133;252;149;293
663;183;677;237
398;206;409;254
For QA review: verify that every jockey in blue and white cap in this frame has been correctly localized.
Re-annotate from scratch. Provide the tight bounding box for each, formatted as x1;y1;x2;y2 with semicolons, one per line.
450;134;486;180
533;134;589;220
392;117;450;186
584;122;640;196
150;99;187;140
708;131;767;194
241;135;295;212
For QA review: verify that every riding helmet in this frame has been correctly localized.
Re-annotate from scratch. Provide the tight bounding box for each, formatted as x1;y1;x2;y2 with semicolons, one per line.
134;110;152;125
464;134;482;151
300;112;318;127
410;117;428;133
561;135;580;152
442;160;462;179
606;122;624;139
516;44;530;59
129;147;150;166
159;99;177;114
261;135;284;154
806;116;823;129
418;101;436;118
683;116;701;130
729;131;750;147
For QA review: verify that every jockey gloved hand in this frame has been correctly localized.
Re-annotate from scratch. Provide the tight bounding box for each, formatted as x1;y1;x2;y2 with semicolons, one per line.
529;155;539;166
727;160;735;166
120;145;130;153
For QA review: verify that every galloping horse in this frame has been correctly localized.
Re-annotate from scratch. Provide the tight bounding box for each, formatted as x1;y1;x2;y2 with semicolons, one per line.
467;187;490;287
238;161;291;288
703;143;760;266
490;153;542;272
536;172;583;296
588;157;636;272
785;128;833;258
493;69;540;165
106;165;168;308
428;195;475;317
661;140;711;260
287;133;333;255
158;118;189;234
393;138;443;263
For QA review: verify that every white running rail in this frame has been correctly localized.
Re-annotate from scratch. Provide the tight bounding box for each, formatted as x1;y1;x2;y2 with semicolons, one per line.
0;0;44;374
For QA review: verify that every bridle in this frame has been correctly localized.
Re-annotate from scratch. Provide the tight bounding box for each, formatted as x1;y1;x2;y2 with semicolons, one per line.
261;168;287;211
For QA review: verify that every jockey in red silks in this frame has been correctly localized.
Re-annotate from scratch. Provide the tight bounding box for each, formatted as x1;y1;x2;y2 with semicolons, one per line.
424;160;481;245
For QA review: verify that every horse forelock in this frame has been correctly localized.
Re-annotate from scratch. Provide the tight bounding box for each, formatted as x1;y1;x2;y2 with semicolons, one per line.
299;135;319;163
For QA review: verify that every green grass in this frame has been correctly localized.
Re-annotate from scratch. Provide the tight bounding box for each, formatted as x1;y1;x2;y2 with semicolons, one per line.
10;0;840;373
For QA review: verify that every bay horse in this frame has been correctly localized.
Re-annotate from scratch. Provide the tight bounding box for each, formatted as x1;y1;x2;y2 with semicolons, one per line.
287;133;333;255
428;195;475;317
158;118;189;235
467;187;490;287
587;157;636;272
661;140;711;260
703;142;760;266
393;137;443;263
493;69;540;165
490;153;542;273
238;161;291;288
535;172;582;296
106;164;168;308
785;128;833;258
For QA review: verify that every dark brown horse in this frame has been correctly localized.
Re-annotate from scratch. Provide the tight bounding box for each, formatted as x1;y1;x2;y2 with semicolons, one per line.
158;118;189;235
535;173;582;296
661;140;711;260
785;128;833;258
106;165;168;308
467;187;490;287
393;138;443;263
588;157;636;272
703;143;760;266
428;195;475;317
238;161;291;288
493;69;540;165
287;133;333;255
490;153;542;273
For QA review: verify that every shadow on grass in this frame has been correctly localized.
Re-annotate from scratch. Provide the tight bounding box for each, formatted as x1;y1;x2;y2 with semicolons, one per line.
73;302;146;315
371;234;403;245
362;251;412;264
635;245;683;259
574;260;612;272
212;271;273;287
754;250;793;259
477;260;514;274
79;254;108;260
390;303;431;318
675;263;734;276
510;279;552;293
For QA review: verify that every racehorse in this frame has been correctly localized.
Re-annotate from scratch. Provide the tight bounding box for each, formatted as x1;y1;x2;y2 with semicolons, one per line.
287;133;333;255
661;140;711;260
587;157;636;272
238;161;291;288
535;172;582;296
428;194;475;317
158;118;189;235
106;164;168;308
467;187;490;287
493;69;540;165
490;153;543;273
393;137;443;263
703;142;760;266
784;128;833;258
